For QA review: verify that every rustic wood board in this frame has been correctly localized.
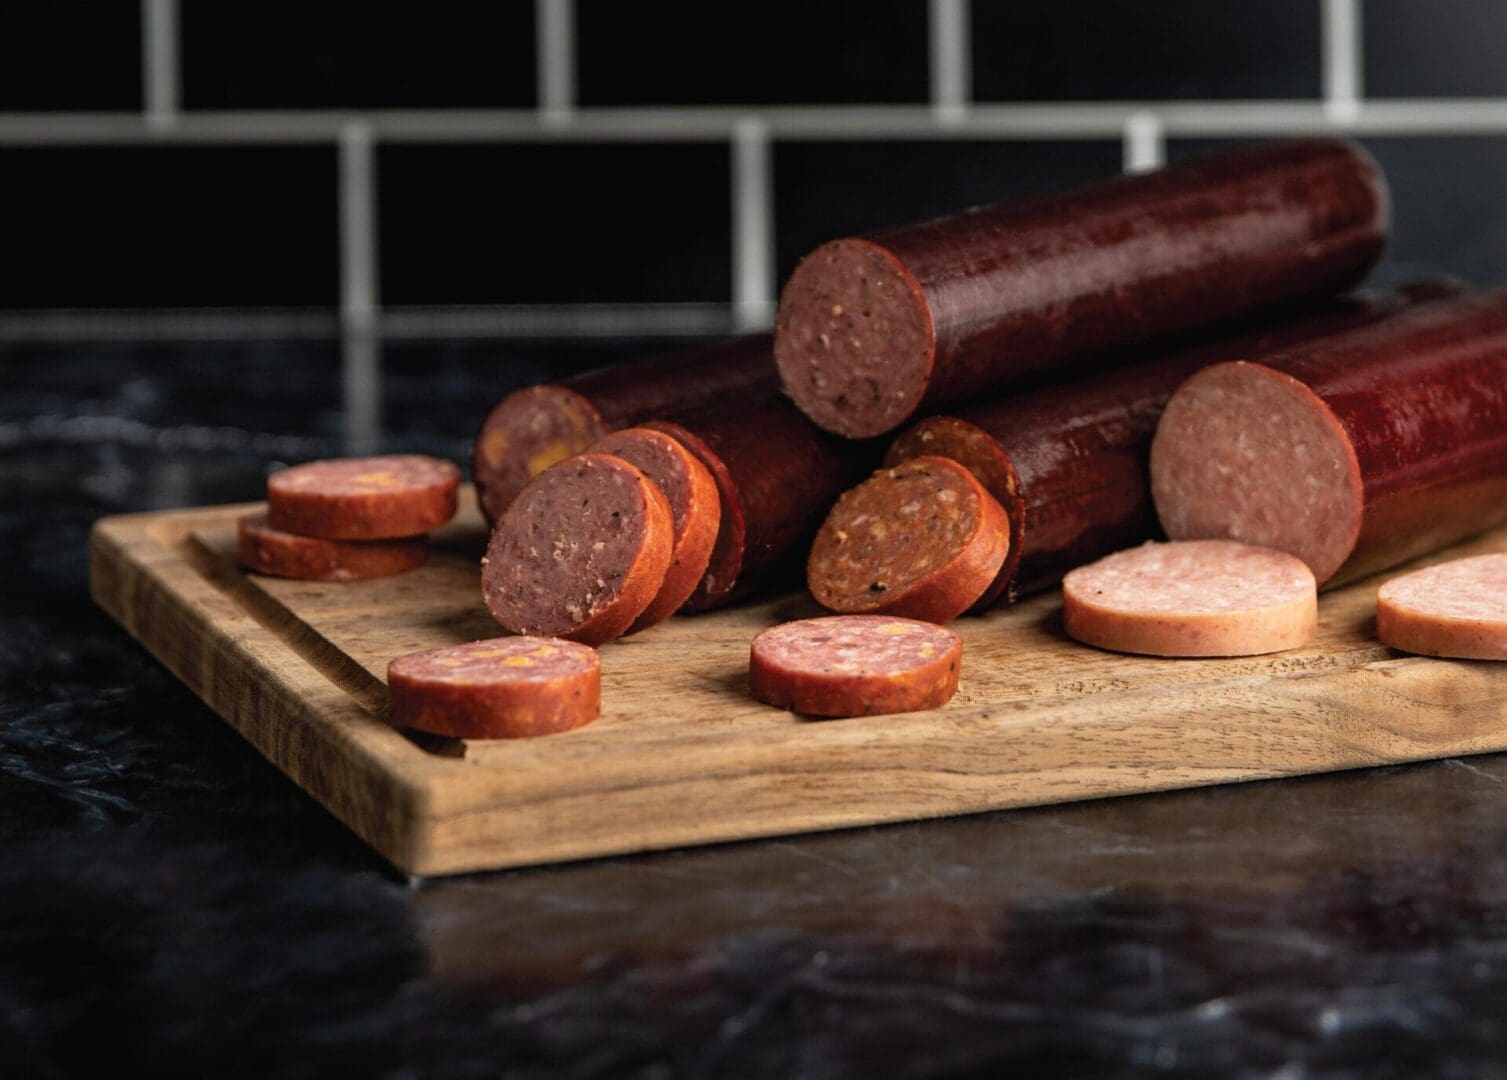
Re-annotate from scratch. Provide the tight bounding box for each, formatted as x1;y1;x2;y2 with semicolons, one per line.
90;488;1507;877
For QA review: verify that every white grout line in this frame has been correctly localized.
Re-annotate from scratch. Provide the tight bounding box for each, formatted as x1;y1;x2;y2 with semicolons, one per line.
929;0;972;125
0;304;735;342
536;0;577;126
1322;0;1364;122
141;0;180;130
1123;111;1165;172
339;122;381;454
731;118;777;331
13;100;1507;145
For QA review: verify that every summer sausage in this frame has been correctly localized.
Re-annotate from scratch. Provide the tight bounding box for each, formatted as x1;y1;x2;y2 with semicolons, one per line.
267;455;460;540
589;426;721;632
483;454;674;645
236;512;428;581
749;615;963;717
473;334;779;523
1151;289;1507;588
387;637;600;739
807;457;1010;623
645;396;881;611
1376;554;1507;660
1062;540;1318;657
774;139;1388;438
885;282;1462;607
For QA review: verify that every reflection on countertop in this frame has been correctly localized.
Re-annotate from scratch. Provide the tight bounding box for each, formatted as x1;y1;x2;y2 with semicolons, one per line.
5;337;1507;1076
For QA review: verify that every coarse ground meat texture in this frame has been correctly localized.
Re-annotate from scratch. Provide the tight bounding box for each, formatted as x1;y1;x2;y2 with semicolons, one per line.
266;454;460;539
236;513;427;581
1377;553;1507;660
387;637;600;739
807;456;1009;623
1062;540;1318;657
748;615;963;717
590;427;720;632
482;454;673;646
1151;362;1362;585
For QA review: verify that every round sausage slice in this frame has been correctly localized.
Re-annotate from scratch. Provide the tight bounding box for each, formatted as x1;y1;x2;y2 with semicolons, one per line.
1377;554;1507;660
267;455;460;540
749;616;963;717
387;637;600;739
590;427;720;633
236;513;427;581
807;456;1010;623
1062;540;1318;657
483;453;674;646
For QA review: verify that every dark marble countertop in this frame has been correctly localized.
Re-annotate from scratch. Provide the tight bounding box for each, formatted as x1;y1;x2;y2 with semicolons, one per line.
6;338;1507;1078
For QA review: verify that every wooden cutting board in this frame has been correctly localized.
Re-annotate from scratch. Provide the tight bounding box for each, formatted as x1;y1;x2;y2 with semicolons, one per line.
89;488;1507;877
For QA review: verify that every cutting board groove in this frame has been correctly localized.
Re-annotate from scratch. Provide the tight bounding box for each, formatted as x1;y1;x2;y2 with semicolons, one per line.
90;490;1507;877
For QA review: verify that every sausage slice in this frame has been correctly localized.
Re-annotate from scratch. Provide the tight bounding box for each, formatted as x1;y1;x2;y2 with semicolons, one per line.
749;616;963;717
483;454;674;646
1377;554;1507;660
590;427;721;632
807;456;1010;623
236;513;427;581
1062;540;1318;657
387;637;600;739
267;454;460;540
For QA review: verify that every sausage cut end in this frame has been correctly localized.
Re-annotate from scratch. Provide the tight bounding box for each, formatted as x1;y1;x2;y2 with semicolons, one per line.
483;454;673;646
473;386;611;524
775;237;935;439
1150;361;1363;585
808;456;1010;623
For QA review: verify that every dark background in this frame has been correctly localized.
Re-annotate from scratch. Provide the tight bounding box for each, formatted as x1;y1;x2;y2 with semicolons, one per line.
0;0;1505;313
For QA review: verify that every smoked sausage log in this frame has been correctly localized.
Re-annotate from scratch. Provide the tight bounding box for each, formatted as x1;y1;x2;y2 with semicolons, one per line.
884;282;1461;606
1151;288;1507;587
473;335;779;523
645;396;881;611
775;139;1389;438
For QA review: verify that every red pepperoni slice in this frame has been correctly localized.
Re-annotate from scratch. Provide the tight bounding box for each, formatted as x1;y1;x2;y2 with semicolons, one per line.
387;637;600;739
589;427;720;633
483;454;674;646
1062;540;1318;657
749;615;963;717
267;455;460;540
236;513;427;581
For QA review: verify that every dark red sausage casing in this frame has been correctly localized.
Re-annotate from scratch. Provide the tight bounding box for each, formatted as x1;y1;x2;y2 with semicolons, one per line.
1152;288;1507;587
645;396;881;611
473;335;779;523
885;281;1462;606
776;139;1389;438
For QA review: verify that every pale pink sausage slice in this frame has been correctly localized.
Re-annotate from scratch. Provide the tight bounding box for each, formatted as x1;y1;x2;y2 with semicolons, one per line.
1377;553;1507;660
1062;540;1318;657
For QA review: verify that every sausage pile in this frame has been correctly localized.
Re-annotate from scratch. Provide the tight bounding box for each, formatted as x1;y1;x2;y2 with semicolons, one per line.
237;138;1507;739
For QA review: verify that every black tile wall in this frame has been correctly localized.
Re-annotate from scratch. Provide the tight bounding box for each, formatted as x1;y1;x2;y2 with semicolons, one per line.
1365;0;1507;98
0;3;140;111
774;139;1124;279
378;144;731;306
576;0;928;106
0;147;337;310
1168;137;1507;290
181;2;535;109
972;0;1320;101
382;338;700;461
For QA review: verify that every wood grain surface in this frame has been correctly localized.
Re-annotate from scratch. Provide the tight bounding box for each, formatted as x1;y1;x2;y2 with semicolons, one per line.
89;487;1507;877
